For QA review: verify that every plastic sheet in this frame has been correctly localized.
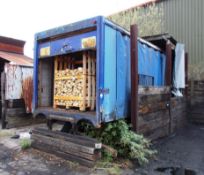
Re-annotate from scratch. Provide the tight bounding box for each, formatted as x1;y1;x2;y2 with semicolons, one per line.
138;42;166;86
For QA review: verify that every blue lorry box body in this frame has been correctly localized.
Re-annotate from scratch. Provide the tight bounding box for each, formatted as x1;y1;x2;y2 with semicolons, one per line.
33;16;166;127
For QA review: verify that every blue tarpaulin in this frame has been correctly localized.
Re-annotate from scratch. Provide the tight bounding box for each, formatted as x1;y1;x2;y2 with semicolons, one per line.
138;41;166;86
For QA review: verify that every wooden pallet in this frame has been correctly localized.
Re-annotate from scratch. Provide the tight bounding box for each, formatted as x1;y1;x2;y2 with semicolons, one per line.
53;51;96;111
31;128;101;167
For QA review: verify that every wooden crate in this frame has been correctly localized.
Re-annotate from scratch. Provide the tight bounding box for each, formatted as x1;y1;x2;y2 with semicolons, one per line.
53;51;96;111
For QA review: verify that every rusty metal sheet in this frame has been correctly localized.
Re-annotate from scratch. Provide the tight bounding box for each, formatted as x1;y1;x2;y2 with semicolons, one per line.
5;63;33;113
0;51;33;67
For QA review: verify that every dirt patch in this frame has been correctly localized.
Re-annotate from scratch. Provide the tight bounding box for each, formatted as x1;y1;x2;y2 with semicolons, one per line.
135;124;204;175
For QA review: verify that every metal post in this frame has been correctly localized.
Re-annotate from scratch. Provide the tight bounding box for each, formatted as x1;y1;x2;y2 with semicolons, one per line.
130;24;138;132
185;52;188;96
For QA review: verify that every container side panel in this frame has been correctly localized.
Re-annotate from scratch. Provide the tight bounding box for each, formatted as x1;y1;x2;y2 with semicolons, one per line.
102;26;117;121
116;32;129;118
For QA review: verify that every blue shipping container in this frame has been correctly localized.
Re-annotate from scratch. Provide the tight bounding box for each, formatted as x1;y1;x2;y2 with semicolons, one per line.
33;16;166;127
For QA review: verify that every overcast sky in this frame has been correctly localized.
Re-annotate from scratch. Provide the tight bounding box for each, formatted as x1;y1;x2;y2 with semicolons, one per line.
0;0;148;57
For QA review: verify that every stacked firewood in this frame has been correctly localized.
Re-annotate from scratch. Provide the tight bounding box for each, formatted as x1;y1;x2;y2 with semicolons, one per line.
55;67;83;77
53;51;96;111
54;67;84;108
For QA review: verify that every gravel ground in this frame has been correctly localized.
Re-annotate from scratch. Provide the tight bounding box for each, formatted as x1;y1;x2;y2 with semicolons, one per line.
0;123;203;175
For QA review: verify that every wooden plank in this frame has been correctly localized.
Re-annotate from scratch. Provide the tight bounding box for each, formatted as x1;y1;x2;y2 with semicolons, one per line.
1;72;6;129
139;100;169;114
54;96;95;101
91;52;96;110
59;58;63;70
190;80;194;106
138;115;169;135
31;133;95;154
139;94;170;105
32;135;100;161
64;56;68;69
81;52;87;111
32;141;95;167
139;86;170;95
53;57;58;108
143;123;169;141
40;127;100;143
87;51;91;107
32;128;102;149
55;75;83;80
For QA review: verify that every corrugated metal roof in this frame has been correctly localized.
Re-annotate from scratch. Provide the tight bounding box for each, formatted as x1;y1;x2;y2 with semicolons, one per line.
0;51;33;67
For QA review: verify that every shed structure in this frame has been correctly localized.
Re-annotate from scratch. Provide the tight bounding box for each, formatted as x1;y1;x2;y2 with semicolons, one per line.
0;36;33;128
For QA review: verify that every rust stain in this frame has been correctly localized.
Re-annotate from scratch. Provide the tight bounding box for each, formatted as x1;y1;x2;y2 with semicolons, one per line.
21;76;33;113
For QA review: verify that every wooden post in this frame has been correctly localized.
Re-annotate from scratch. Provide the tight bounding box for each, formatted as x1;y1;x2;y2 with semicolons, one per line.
165;42;172;134
53;57;58;108
185;52;188;96
88;51;91;107
1;72;6;129
165;42;172;86
130;24;139;132
59;57;63;70
64;56;68;69
190;80;194;107
91;51;96;110
81;51;87;111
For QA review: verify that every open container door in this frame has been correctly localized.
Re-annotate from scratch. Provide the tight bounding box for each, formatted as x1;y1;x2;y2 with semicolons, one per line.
101;24;117;122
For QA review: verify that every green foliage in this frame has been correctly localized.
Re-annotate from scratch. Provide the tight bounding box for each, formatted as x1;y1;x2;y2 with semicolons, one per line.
20;139;31;150
102;149;113;162
82;120;156;165
106;165;121;175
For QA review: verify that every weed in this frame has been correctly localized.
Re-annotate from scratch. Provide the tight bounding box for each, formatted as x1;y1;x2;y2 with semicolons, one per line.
81;120;156;165
20;139;31;150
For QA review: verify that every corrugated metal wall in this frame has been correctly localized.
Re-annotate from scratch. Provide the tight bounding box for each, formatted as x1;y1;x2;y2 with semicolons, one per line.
160;0;204;80
109;0;204;79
